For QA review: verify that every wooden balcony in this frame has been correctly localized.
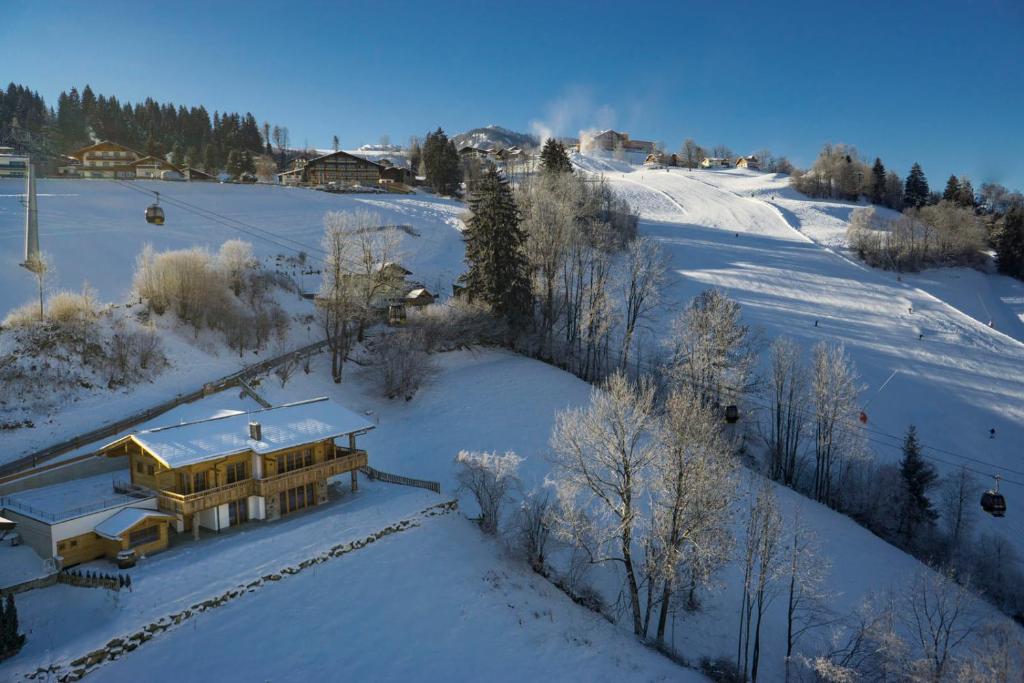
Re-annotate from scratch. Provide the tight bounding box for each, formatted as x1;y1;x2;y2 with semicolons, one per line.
153;449;367;516
157;479;256;517
257;449;367;498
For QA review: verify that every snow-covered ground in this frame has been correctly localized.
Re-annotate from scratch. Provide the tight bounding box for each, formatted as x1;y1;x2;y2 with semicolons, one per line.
3;163;1023;679
0;178;467;465
576;163;1024;554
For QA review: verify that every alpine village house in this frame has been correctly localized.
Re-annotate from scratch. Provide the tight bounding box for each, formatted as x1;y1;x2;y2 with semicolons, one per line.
0;399;372;567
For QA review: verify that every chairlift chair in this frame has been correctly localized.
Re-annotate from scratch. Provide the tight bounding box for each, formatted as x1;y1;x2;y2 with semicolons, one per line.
981;475;1007;518
145;192;165;225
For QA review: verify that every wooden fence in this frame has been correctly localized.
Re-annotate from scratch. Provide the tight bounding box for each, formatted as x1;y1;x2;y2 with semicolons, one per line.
360;466;440;494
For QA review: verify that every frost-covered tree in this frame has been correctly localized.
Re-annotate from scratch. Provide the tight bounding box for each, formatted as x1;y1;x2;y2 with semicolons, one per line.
454;450;521;535
217;239;256;297
548;372;658;636
619;236;666;370
667;288;756;408
810;342;862;508
940;465;977;567
737;479;785;683
317;213;357;383
369;328;436;400
783;507;831;676
764;336;809;486
651;388;736;644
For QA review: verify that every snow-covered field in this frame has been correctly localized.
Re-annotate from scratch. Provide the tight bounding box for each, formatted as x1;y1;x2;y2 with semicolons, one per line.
3;164;1023;679
0;179;467;463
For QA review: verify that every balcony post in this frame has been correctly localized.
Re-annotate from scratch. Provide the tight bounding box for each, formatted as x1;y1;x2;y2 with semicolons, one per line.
351;469;358;493
192;513;200;540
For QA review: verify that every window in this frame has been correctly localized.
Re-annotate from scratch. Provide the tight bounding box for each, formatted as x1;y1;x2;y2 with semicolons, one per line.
146;464;155;476
228;499;249;525
194;471;209;493
226;461;247;484
136;461;143;473
128;525;160;548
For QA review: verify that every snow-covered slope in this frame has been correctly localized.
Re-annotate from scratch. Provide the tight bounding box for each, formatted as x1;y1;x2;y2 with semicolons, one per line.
577;161;1024;565
0;179;466;313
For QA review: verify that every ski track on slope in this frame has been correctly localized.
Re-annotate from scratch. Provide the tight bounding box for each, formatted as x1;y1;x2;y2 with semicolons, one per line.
579;164;1024;562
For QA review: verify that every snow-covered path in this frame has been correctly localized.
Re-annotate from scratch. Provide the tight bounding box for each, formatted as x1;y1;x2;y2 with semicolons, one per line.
584;164;1024;553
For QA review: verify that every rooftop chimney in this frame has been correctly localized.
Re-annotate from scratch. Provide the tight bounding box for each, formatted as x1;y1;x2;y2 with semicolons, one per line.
249;421;262;441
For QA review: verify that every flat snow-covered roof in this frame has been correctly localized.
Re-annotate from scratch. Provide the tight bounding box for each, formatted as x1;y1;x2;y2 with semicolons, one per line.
114;398;374;469
94;508;174;540
0;470;144;523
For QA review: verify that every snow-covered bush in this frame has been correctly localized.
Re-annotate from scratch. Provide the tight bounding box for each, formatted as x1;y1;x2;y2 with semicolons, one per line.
847;203;986;272
510;490;554;571
407;299;505;352
367;329;437;401
454;449;522;535
46;287;99;324
1;302;39;329
134;242;289;354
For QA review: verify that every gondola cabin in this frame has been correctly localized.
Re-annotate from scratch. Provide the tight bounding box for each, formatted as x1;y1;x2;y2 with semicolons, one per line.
145;203;165;225
981;488;1006;517
724;405;739;424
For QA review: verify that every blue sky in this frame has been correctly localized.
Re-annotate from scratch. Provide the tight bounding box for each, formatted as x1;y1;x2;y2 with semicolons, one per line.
4;0;1023;189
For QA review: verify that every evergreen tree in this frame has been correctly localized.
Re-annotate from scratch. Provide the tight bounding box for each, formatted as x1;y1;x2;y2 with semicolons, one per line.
903;163;930;208
459;168;532;329
1;593;25;657
169;142;184;167
992;207;1024;279
955;175;976;207
869;157;886;205
942;174;960;203
422;128;462;196
202;145;219;174
897;425;938;545
408;138;422;179
226;149;243;178
540;138;573;174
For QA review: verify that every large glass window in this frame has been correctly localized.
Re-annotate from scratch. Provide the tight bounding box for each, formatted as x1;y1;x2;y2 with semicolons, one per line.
129;525;160;548
226;461;247;484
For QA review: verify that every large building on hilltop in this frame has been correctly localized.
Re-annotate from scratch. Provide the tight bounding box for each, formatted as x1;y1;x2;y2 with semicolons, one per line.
583;130;656;156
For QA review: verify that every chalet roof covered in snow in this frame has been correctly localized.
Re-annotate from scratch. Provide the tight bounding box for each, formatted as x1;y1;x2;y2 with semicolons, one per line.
0;471;144;523
101;398;375;469
94;508;175;540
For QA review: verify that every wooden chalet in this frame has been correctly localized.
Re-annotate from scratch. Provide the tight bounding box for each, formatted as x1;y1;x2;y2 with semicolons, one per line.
67;140;143;179
130;156;184;180
735;155;760;170
276;150;383;187
404;287;435;307
701;157;731;168
99;398;373;540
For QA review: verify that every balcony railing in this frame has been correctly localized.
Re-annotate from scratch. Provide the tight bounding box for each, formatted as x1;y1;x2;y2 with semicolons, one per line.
152;449;367;516
157;478;256;516
257;450;366;498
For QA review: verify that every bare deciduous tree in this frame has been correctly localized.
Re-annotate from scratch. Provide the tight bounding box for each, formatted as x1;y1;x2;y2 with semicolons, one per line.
317;214;357;383
218;239;256;297
783;506;833;680
368;328;437;400
619;236;666;371
940;465;977;569
764;336;809;486
454;450;521;535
